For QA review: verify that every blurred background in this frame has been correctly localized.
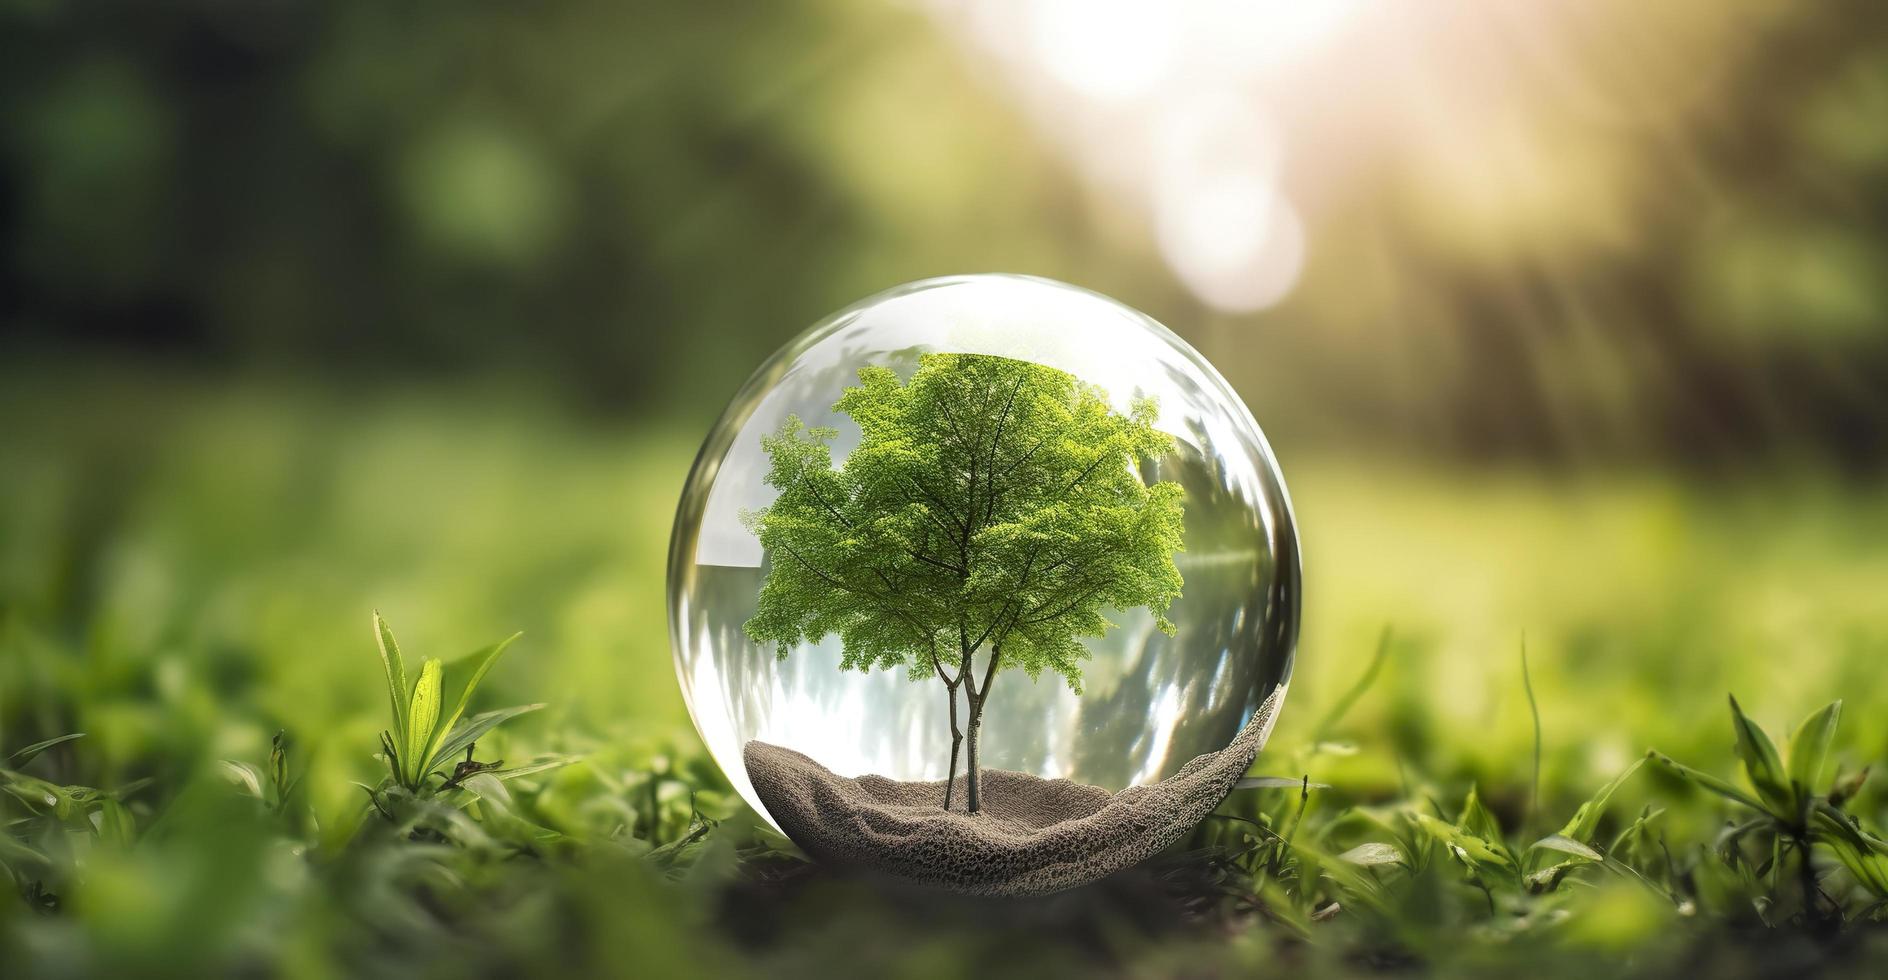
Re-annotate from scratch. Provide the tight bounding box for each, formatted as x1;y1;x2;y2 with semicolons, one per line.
2;0;1888;970
6;0;1887;462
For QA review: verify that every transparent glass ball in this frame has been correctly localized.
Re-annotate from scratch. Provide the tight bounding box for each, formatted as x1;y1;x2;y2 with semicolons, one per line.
668;274;1300;829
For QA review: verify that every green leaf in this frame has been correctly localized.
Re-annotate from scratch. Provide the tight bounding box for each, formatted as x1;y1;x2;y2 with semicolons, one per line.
269;731;290;799
424;632;522;774
490;755;579;782
109;776;155;800
2;773;65;814
461;773;567;847
5;733;84;767
94;799;136;845
405;658;444;781
1338;842;1403;867
1609;805;1667;869
1292;839;1394;917
1457;785;1506;848
219;760;264;799
1810;802;1888;898
1831;765;1871;807
1530;834;1603;863
1728;695;1791;814
375;611;410;742
379;730;402;781
1560;757;1646;843
1412;812;1516;878
1647;750;1769;814
427;704;546;777
1312;626;1391;740
0;833;50;871
1787;700;1841;800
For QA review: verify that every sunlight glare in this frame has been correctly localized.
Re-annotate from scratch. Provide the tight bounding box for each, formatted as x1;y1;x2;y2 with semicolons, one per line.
1029;0;1180;101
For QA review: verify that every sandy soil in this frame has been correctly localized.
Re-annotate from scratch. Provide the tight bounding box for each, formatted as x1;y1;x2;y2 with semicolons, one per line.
744;686;1283;896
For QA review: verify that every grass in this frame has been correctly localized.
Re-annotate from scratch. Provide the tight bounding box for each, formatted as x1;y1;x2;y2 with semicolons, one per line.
3;367;1888;977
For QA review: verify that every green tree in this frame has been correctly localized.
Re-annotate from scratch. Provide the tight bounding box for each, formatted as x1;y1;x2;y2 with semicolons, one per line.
742;353;1185;813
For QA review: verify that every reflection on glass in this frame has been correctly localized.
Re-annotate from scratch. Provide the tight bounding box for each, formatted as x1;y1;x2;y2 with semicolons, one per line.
668;275;1299;824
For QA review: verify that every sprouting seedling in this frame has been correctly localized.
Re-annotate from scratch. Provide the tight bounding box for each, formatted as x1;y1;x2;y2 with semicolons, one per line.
1650;696;1888;922
1;733;140;856
220;731;301;813
371;611;543;796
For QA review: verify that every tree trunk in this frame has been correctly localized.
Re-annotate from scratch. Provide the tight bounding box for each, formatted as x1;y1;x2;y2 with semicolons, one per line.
942;683;963;811
964;694;985;814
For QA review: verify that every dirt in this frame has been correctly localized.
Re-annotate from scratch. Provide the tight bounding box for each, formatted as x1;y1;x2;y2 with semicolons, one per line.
743;685;1283;896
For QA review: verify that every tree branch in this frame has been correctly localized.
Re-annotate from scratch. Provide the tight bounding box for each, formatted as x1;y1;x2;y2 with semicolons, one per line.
988;376;1024;458
800;475;854;530
999;435;1049;479
904;547;965;575
1064;449;1111;495
966;599;1015;654
927;637;962;688
906;477;967;537
1021;583;1107;626
778;541;935;640
977;644;1003;704
935;387;972;455
776;541;858;595
982;375;1024;491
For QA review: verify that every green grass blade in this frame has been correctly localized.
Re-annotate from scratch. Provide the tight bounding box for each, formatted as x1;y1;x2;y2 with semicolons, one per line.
5;733;85;767
374;611;410;742
95;799;136;846
1523;757;1646;875
1312;625;1391;741
1293;839;1394;918
1647;750;1769;814
425;631;523;773
1728;695;1791;813
1814;801;1888;857
1456;786;1516;866
378;731;402;781
219;761;264;799
1458;785;1505;841
1608;806;1667;868
1810;802;1888;897
1337;842;1404;867
405;658;443;782
0;833;50;871
491;755;580;782
1522;638;1542;823
1787;700;1841;800
1412;811;1516;876
1561;757;1646;843
428;704;546;777
1530;834;1602;862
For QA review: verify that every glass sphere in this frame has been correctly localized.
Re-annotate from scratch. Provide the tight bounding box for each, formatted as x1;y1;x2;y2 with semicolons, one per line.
668;274;1299;830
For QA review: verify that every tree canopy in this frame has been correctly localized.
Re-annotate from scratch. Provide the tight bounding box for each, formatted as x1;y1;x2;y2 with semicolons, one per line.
742;353;1185;798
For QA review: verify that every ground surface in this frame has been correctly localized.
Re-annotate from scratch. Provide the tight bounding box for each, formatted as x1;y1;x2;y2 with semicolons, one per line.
5;373;1888;978
744;688;1280;896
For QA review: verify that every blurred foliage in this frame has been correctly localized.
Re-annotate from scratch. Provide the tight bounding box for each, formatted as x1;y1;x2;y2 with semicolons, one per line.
2;0;1885;466
3;371;1888;976
0;0;1087;418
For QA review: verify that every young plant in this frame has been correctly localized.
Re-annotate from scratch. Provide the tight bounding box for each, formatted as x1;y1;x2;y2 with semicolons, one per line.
221;731;300;813
2;733;140;907
1651;696;1888;923
370;612;543;798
